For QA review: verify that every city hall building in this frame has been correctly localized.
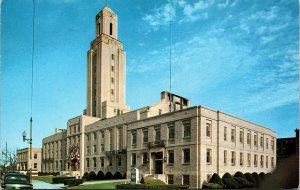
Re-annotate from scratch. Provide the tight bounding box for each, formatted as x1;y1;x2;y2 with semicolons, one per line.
41;5;276;188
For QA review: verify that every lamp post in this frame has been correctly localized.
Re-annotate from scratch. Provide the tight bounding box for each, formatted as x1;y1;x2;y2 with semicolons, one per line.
22;117;32;183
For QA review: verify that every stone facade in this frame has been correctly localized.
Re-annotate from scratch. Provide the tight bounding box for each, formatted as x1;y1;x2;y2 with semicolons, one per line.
16;147;42;172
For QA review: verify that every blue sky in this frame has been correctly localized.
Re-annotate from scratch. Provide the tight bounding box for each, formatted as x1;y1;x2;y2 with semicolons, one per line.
1;0;298;150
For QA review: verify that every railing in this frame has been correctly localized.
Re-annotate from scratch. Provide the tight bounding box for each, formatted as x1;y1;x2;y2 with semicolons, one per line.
105;150;116;155
148;140;166;148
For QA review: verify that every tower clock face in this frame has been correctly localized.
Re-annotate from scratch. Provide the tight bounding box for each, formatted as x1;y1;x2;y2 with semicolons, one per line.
66;144;80;166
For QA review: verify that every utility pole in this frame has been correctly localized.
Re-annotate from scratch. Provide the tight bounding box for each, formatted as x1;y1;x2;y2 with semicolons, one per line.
5;142;7;172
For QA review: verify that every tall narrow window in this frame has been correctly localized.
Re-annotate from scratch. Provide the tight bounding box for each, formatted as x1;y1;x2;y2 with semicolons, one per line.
207;149;212;164
240;152;244;166
260;136;264;148
240;130;244;144
183;119;191;138
247;132;251;145
206;123;211;137
260;155;264;168
117;155;122;166
97;23;100;35
143;130;148;143
155;127;161;141
224;150;227;165
266;138;269;149
142;153;148;165
168;124;175;141
247;153;251;166
231;128;235;142
168;150;174;164
231;151;236;166
254;154;258;167
110;23;113;35
118;127;122;150
109;128;113;150
131;153;136;166
132;130;137;146
271;157;274;168
183;149;190;164
266;156;268;168
224;127;227;141
254;134;258;146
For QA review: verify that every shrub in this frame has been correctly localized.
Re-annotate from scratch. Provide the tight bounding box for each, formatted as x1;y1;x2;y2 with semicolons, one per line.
115;184;188;189
234;171;246;179
122;172;126;179
140;177;145;184
259;172;266;181
88;171;97;181
105;171;113;180
96;171;105;180
52;176;76;184
114;172;123;179
82;172;89;180
234;177;254;188
222;172;232;179
245;173;257;187
209;173;224;187
252;172;262;186
64;179;84;186
222;177;239;189
202;181;224;189
144;179;166;185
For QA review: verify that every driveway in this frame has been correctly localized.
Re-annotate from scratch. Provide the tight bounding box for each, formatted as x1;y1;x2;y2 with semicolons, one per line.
32;180;65;189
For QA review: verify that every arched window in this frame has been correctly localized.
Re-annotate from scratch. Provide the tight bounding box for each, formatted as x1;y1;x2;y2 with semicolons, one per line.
110;23;113;35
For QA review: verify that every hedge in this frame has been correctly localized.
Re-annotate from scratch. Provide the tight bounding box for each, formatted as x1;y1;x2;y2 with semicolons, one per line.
209;173;224;187
88;171;97;181
245;173;257;187
105;171;113;180
222;172;232;179
52;176;76;184
234;171;246;179
259;172;266;180
222;177;239;189
64;179;84;186
234;177;254;188
202;181;224;189
82;172;89;180
96;171;105;180
252;172;262;186
116;184;189;189
114;172;123;179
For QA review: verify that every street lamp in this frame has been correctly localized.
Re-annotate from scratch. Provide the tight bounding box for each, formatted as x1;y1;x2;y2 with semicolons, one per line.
22;117;32;183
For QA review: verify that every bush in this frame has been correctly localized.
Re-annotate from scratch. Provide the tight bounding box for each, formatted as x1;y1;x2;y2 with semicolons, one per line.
116;184;188;189
114;172;123;179
259;172;266;180
122;172;126;179
140;177;145;184
82;172;89;180
88;171;97;181
252;172;262;186
209;173;224;187
234;177;254;188
96;171;105;180
144;179;165;185
64;179;84;186
234;171;246;179
202;181;224;189
222;172;232;179
245;173;257;187
222;177;239;189
105;171;113;180
52;176;76;184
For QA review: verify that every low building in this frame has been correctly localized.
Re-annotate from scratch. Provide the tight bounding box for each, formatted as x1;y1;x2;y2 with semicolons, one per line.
277;129;299;162
16;147;42;172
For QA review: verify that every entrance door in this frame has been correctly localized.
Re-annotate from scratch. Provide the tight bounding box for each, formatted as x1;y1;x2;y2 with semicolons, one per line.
155;152;163;174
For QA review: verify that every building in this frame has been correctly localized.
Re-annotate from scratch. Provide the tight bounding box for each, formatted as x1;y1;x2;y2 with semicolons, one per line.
16;147;42;172
277;129;299;162
41;4;277;188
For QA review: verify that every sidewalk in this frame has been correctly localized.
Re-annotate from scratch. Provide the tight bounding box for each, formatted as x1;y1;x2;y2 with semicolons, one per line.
32;180;65;189
82;179;129;185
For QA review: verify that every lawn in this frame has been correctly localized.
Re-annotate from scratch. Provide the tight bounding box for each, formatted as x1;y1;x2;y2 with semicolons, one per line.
70;182;123;189
32;176;54;183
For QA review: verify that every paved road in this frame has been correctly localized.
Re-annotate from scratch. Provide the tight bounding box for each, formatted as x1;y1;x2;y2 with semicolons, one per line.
32;180;64;189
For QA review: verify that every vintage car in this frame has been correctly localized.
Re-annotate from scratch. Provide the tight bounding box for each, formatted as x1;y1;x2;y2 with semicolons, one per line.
1;173;33;189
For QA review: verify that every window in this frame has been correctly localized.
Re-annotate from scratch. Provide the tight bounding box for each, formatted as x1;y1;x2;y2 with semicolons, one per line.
101;130;105;138
110;23;113;35
108;156;113;166
87;134;90;141
266;138;269;149
168;123;175;140
97;23;100;35
183;120;191;137
93;132;97;140
34;154;37;159
254;154;258;167
86;158;90;168
117;155;122;166
240;152;244;166
111;54;115;60
111;89;114;95
260;136;264;147
224;127;227;141
143;130;148;143
182;175;190;185
207;149;212;164
142;153;148;165
87;146;90;154
260;155;264;168
247;132;251;145
206;123;211;137
111;77;114;84
111;66;114;72
266;156;268;168
93;157;97;168
247;153;251;166
240;130;244;143
271;139;274;151
109;128;113;150
118;127;122;150
168;175;174;184
271;157;274;168
168;150;174;164
224;150;227;165
254;134;258;146
231;128;235;142
231;151;236;166
34;163;37;169
155;127;161;141
101;144;104;152
183;149;190;164
131;153;136;166
93;145;97;154
100;157;104;167
132;131;137;145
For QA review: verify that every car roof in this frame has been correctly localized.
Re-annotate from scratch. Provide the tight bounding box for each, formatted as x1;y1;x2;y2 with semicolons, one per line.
5;173;28;177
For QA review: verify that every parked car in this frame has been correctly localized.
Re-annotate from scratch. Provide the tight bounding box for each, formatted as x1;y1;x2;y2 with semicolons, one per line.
1;173;33;189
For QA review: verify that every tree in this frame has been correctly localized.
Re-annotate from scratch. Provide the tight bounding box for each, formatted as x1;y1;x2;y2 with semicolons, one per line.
0;148;17;170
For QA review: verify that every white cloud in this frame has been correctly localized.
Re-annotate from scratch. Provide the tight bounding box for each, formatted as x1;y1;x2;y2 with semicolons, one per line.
179;0;214;22
261;35;277;45
217;0;230;9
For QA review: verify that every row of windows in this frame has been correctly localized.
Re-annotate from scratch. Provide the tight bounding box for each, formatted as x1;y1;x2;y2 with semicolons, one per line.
206;149;275;168
86;156;123;168
167;174;190;185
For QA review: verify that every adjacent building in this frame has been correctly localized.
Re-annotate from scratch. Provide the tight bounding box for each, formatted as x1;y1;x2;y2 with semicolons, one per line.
16;147;42;172
41;4;277;188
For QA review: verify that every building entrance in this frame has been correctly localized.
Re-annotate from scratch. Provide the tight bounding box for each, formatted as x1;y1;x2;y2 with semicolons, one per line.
151;152;163;174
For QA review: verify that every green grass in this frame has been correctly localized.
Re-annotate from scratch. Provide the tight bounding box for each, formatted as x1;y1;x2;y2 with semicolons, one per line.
70;182;123;189
32;176;55;184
